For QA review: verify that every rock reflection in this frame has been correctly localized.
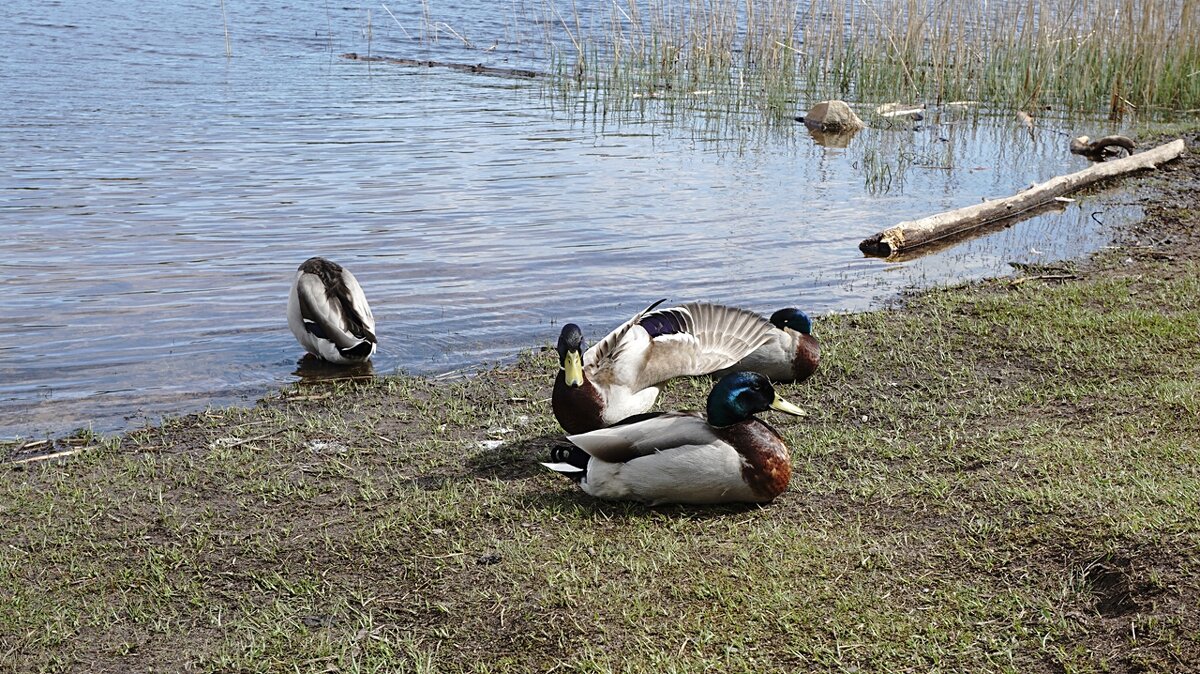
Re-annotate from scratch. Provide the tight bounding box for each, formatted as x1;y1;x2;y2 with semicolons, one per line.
806;125;862;149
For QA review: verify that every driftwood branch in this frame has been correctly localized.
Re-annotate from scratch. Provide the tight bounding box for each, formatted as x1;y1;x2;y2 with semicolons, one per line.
340;53;542;79
7;447;91;466
876;200;1070;262
859;138;1187;257
1070;135;1136;159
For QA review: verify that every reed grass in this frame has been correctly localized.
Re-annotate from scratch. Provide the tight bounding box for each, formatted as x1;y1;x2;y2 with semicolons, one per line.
220;0;232;57
534;0;1200;121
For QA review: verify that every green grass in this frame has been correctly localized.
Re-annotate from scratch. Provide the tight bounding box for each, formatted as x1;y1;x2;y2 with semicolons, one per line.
2;240;1198;671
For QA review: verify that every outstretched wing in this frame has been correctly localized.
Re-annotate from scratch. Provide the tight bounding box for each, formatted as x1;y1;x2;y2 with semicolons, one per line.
582;299;666;387
584;299;666;366
631;302;775;389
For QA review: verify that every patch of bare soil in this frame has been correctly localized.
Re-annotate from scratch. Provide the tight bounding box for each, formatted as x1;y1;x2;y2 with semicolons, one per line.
1111;131;1200;264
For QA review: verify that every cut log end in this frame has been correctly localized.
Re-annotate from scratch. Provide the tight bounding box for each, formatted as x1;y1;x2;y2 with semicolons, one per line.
859;233;892;257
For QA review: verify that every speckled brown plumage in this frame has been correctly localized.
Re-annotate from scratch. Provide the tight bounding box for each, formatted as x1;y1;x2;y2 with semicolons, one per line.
791;334;821;383
719;421;792;501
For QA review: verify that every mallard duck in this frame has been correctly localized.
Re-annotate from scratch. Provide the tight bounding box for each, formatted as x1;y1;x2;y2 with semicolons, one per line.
542;371;805;505
287;257;377;364
552;301;779;434
715;308;820;383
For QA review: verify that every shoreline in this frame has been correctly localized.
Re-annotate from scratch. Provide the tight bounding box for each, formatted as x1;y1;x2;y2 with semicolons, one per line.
0;135;1182;450
1;133;1197;671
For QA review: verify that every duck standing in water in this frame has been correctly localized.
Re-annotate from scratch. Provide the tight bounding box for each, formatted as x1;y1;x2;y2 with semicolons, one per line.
716;307;820;384
287;257;377;364
552;301;779;433
542;371;806;505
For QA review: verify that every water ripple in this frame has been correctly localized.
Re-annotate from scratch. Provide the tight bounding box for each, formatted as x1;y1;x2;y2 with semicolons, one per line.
0;0;1139;438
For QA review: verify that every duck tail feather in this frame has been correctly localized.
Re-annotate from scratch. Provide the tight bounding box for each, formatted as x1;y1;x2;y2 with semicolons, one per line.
338;340;375;360
543;445;588;484
541;462;585;474
549;443;590;468
541;461;587;484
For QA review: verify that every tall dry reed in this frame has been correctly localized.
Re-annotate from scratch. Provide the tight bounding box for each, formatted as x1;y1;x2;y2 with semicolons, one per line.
536;0;1200;119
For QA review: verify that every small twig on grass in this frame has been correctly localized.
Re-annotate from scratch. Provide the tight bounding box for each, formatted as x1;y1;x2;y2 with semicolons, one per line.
1010;274;1078;286
284;394;332;402
7;447;92;466
417;552;466;559
214;426;293;450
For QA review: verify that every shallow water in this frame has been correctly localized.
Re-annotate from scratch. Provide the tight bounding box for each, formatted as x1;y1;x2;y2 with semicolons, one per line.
0;1;1142;438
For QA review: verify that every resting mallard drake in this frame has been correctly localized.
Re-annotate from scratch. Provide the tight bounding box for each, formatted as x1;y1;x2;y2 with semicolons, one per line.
542;371;805;505
287;257;377;364
552;301;779;434
715;307;820;384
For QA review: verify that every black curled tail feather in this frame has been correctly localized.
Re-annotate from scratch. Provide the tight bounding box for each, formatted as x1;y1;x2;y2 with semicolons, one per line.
549;443;590;483
339;340;375;360
550;443;590;469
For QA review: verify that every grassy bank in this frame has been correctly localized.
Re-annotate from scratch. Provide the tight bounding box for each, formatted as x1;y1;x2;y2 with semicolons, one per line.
2;147;1199;672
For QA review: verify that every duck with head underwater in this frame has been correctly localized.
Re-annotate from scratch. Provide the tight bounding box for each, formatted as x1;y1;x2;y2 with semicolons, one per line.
287;257;377;365
552;301;781;434
715;307;820;384
542;371;806;505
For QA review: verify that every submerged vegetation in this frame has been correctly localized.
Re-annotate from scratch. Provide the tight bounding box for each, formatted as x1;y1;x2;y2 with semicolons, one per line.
531;0;1200;121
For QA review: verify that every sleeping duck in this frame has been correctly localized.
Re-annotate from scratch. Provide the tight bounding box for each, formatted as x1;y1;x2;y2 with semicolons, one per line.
552;301;779;434
715;307;820;383
542;371;805;505
287;257;377;364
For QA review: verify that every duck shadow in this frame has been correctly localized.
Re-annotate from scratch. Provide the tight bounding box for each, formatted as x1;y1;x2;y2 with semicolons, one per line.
465;433;563;481
520;487;774;520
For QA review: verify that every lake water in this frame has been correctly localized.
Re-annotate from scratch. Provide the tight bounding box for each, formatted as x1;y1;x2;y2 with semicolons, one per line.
0;1;1141;439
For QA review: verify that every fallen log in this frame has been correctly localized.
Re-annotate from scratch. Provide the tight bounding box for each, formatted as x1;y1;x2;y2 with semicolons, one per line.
859;138;1187;258
340;53;543;79
876;200;1070;262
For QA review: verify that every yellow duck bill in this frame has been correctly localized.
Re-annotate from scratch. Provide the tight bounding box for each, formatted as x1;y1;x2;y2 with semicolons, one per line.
562;350;584;387
770;394;806;417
